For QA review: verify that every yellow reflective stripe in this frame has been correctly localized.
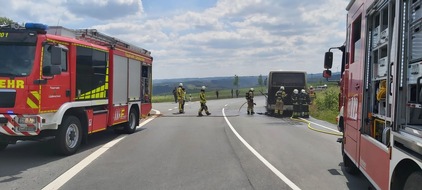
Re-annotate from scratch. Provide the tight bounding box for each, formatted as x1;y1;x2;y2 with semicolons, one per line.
76;84;108;100
88;128;107;134
27;91;40;109
31;91;41;100
27;98;39;108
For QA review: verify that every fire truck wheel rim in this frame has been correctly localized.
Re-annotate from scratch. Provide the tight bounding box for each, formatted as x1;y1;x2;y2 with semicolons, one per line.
129;112;136;130
66;123;79;148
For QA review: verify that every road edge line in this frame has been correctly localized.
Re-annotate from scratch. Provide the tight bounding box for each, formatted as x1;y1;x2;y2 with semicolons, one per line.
42;109;160;190
222;108;301;190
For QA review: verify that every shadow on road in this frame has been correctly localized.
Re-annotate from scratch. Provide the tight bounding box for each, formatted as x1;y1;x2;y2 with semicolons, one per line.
329;163;372;189
0;126;147;183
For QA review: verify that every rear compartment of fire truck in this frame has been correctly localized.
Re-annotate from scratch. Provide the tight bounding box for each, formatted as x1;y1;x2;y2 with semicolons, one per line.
360;1;422;188
361;0;422;156
395;0;422;158
361;1;392;147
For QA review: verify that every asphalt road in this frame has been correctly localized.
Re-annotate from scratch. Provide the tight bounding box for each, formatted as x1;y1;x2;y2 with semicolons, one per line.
0;96;371;190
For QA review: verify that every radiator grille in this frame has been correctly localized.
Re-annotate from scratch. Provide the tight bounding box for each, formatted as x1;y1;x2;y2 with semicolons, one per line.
0;90;16;108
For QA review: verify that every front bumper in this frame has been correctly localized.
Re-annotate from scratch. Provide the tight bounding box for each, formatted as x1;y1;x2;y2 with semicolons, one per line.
0;114;41;136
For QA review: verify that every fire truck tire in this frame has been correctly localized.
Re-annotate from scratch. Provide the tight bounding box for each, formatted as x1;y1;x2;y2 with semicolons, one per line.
0;143;7;151
123;108;139;134
55;116;82;155
403;171;422;190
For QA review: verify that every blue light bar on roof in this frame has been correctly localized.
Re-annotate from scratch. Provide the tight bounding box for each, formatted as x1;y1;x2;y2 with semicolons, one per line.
24;23;48;31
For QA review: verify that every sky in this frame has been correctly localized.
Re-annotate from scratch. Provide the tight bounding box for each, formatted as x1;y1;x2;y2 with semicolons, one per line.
0;0;348;79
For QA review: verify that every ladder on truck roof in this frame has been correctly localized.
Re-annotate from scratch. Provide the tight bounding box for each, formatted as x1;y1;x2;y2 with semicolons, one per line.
74;29;151;56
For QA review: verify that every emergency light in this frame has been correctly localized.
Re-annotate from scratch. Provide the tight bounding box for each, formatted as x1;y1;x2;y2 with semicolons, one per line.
24;22;48;31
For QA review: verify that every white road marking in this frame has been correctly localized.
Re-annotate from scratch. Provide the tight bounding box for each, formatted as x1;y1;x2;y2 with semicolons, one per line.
300;119;339;133
168;109;172;111
224;104;228;106
222;108;301;190
42;109;160;190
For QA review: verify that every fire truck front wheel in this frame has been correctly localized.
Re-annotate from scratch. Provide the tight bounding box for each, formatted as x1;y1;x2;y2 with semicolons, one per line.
0;143;7;151
55;116;82;155
123;108;139;134
403;171;422;190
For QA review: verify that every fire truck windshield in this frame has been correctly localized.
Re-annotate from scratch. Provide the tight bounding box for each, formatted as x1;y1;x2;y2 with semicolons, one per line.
0;44;36;77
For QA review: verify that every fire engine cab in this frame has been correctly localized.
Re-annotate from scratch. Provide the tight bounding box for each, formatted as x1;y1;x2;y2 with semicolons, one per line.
0;22;153;155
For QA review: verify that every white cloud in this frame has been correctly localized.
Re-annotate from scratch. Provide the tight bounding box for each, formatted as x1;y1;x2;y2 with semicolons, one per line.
0;0;349;79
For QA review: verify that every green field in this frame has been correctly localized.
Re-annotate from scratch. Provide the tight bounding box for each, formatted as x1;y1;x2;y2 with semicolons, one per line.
309;86;340;124
152;85;340;124
152;86;265;103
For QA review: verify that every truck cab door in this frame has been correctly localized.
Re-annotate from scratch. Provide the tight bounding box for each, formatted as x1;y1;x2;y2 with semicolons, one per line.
343;10;364;167
40;44;71;112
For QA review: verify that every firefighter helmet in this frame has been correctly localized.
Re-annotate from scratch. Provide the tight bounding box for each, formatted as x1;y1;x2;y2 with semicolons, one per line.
179;83;183;87
202;86;206;90
293;89;298;94
301;89;306;93
280;86;285;90
250;88;254;91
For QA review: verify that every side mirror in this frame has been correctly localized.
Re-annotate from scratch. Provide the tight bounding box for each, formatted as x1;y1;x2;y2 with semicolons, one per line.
51;46;63;66
43;65;61;76
324;52;333;69
323;70;332;78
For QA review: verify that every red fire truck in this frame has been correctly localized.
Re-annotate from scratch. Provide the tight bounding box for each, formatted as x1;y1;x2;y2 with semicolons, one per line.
0;23;153;155
324;0;422;189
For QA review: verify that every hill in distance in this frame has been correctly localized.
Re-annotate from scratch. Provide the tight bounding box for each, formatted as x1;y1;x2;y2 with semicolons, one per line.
152;72;340;95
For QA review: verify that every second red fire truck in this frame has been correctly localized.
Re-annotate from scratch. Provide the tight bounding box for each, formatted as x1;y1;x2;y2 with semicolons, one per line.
0;22;153;155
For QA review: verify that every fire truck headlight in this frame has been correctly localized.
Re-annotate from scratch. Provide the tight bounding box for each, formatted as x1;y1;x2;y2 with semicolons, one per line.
16;117;38;124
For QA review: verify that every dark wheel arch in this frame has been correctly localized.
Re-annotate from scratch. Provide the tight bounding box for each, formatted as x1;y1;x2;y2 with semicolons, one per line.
391;159;420;190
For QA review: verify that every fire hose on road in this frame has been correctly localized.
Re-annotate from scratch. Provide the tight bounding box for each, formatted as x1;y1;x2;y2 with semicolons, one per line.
290;116;343;136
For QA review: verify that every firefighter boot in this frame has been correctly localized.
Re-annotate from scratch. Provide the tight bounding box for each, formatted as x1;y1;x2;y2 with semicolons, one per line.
198;112;203;117
247;111;250;115
206;112;211;116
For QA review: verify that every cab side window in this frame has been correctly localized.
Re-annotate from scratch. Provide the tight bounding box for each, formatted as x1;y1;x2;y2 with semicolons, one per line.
351;15;362;64
43;44;68;73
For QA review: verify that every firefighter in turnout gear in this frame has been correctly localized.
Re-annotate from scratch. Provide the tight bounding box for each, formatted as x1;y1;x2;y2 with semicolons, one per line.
246;88;255;115
198;86;211;116
308;86;316;104
299;89;311;118
177;83;185;113
291;89;300;118
274;86;287;116
182;87;186;111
